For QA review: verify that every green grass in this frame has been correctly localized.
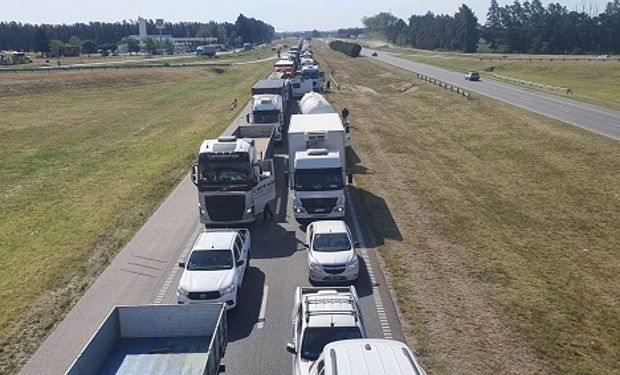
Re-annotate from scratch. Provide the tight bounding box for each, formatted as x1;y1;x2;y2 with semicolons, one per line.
386;48;620;110
315;42;620;375
0;62;271;373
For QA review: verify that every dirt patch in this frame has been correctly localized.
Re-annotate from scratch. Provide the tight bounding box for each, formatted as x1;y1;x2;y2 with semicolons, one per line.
341;84;378;95
389;82;419;93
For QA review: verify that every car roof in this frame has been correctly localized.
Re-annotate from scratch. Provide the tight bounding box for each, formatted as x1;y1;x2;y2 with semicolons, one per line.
193;230;237;251
312;220;349;235
304;290;360;328
322;339;427;375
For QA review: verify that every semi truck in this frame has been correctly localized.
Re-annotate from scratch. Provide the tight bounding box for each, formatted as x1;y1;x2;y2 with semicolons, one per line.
287;113;349;223
65;303;227;375
192;124;276;226
196;45;218;57
300;65;324;92
247;79;290;143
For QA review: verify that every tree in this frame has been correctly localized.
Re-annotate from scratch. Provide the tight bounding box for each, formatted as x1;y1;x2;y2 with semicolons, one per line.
124;38;140;55
455;4;479;52
81;39;97;57
142;36;159;55
34;27;50;53
68;36;82;47
162;39;174;54
484;0;503;49
49;39;64;56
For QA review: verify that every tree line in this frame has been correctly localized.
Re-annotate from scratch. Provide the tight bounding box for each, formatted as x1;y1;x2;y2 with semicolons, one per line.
0;14;274;52
362;0;620;54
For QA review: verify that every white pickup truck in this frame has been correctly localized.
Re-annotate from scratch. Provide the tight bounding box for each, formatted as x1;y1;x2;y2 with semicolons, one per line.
177;229;251;310
286;286;366;375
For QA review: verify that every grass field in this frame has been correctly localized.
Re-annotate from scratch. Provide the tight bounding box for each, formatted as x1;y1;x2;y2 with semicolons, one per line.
0;61;271;373
364;43;620;110
314;43;620;375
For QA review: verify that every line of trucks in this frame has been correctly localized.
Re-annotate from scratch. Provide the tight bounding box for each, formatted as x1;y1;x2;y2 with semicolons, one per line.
64;40;427;375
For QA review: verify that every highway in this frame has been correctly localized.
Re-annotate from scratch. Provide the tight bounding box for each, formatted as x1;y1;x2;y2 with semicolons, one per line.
20;102;404;374
362;49;620;141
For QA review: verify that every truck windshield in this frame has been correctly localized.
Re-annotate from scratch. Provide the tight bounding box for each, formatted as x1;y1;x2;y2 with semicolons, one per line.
302;70;319;79
301;327;363;360
187;250;233;271
253;110;280;124
198;154;253;189
294;168;343;191
313;233;351;252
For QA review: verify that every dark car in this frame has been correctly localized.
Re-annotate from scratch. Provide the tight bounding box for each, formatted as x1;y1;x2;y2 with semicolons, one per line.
465;71;480;81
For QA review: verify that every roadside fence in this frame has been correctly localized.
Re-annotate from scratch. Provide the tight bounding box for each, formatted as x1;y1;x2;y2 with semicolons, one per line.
416;73;471;99
491;73;572;94
0;62;232;73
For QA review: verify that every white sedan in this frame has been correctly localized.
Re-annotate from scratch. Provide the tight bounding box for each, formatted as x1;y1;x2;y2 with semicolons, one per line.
306;220;359;283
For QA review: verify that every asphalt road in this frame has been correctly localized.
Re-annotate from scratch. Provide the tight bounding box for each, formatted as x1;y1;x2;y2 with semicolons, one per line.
362;49;620;141
21;101;404;374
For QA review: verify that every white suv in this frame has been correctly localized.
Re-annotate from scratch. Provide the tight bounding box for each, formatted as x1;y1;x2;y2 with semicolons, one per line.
306;221;359;283
177;229;250;310
286;286;366;375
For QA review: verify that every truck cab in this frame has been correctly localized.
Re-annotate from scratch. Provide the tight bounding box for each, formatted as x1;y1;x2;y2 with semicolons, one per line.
192;135;275;226
248;94;284;142
286;287;366;375
301;65;325;92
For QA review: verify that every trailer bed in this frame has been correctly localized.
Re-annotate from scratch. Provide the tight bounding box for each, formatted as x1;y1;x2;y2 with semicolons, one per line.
99;337;211;375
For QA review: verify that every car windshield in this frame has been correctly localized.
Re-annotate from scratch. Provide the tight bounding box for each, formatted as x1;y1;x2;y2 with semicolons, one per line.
254;110;279;124
294;168;343;191
301;327;363;360
313;233;351;252
187;250;233;271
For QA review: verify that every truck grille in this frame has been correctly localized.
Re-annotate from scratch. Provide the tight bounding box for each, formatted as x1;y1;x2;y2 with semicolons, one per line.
187;291;221;300
206;195;245;222
300;198;337;214
323;264;346;274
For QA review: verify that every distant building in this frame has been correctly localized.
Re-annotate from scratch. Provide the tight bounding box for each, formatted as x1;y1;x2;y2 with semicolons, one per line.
63;46;80;57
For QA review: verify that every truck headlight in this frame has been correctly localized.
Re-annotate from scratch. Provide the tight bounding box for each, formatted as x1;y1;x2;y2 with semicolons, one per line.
334;206;344;213
178;287;189;297
294;205;305;213
220;285;235;295
246;206;254;214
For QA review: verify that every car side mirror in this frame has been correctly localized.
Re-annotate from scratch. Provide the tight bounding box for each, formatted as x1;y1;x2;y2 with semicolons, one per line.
236;260;245;267
286;342;297;354
246;113;250;123
191;164;198;186
347;173;353;184
354;242;360;248
178;262;185;268
219;364;226;373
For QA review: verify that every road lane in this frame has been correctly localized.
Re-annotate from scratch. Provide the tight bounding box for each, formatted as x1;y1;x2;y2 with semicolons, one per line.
21;99;405;374
363;49;620;140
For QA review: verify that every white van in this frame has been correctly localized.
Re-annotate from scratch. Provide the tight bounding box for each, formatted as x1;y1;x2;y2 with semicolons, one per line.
308;339;427;375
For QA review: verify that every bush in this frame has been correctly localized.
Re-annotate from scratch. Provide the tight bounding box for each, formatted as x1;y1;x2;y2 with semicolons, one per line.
329;40;362;57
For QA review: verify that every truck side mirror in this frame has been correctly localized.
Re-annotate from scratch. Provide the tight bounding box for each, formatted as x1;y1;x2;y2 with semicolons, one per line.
191;164;198;186
219;364;226;373
246;113;250;123
286;342;297;354
348;173;353;184
178;262;185;268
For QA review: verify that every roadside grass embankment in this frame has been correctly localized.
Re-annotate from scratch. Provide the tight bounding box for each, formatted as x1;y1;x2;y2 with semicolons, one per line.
0;61;271;373
314;42;620;375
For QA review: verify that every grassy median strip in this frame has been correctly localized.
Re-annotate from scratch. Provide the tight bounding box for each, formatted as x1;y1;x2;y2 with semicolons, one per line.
316;43;619;375
374;46;620;111
0;62;271;373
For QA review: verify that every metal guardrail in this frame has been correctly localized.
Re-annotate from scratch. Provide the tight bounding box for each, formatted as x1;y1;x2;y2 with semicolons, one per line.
478;56;619;62
491;73;572;94
416;73;471;99
329;72;341;90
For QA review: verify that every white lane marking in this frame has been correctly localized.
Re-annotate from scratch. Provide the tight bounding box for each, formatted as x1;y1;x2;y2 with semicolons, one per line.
256;285;269;329
153;225;202;304
346;189;394;339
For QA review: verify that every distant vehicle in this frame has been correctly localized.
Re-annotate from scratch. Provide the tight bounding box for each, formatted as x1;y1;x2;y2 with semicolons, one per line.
177;229;251;310
597;54;609;59
465;71;480;81
371;51;378;57
286;286;366;375
306;220;359;283
65;304;228;375
196;45;218;57
309;339;428;375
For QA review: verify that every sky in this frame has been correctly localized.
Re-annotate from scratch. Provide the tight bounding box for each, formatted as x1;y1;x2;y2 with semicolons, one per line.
2;0;612;31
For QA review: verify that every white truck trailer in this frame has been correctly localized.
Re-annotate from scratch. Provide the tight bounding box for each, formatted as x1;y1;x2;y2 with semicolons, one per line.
299;92;352;147
287;113;349;223
192;124;276;226
65;304;227;375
